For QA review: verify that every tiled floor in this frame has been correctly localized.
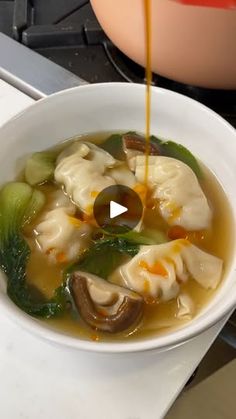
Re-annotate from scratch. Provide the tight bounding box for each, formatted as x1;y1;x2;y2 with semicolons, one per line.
166;339;236;418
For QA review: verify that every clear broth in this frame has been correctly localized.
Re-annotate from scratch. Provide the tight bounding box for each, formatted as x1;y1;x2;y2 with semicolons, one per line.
24;132;234;342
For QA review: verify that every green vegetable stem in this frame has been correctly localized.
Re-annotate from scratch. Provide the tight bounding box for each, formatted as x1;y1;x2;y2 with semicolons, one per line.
24;151;57;186
0;182;64;318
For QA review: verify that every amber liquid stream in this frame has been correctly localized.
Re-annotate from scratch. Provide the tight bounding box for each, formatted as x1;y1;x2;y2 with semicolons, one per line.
144;0;152;195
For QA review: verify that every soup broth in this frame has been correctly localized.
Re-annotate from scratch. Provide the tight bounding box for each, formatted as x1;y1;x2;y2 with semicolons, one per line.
23;132;234;342
0;0;233;344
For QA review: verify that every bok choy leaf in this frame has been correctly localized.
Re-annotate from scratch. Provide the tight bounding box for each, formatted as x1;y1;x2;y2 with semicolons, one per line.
66;237;140;280
0;182;65;318
101;132;202;178
25;151;57;185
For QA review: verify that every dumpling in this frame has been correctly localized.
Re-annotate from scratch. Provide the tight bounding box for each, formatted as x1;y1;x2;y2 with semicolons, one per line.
182;242;223;289
133;155;212;230
35;190;91;263
55;142;136;215
48;189;75;213
55;142;116;214
119;239;223;301
177;293;195;319
106;164;136;188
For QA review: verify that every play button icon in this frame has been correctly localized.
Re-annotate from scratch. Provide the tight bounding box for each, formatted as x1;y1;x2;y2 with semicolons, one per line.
93;185;143;234
110;201;128;219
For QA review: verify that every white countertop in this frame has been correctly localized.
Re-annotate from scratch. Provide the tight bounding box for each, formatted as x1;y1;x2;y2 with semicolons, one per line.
0;79;229;419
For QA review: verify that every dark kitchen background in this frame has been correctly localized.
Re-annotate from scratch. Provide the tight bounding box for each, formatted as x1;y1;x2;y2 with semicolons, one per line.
0;0;236;126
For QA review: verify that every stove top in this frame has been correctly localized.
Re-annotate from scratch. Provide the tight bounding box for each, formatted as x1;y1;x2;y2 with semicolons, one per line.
1;0;236;126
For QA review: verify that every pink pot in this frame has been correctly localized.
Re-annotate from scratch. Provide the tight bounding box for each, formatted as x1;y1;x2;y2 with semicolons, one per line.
91;0;236;89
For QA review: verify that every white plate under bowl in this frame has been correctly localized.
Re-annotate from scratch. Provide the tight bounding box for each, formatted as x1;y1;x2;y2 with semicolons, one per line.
0;83;235;353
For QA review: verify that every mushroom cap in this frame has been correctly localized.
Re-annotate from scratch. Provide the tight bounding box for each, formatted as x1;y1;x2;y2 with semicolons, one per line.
70;271;144;333
122;134;160;171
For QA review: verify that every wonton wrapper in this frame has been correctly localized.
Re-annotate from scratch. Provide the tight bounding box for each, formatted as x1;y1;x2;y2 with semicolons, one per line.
55;142;136;214
35;190;91;263
133;155;212;230
120;239;223;301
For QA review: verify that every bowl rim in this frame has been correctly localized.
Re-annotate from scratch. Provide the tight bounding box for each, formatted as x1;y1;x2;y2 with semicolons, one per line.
0;82;236;353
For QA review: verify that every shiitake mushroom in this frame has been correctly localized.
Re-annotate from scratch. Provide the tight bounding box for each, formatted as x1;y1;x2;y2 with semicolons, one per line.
71;271;144;333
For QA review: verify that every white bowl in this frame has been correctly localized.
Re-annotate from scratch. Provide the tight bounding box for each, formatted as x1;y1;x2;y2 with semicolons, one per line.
0;83;235;353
